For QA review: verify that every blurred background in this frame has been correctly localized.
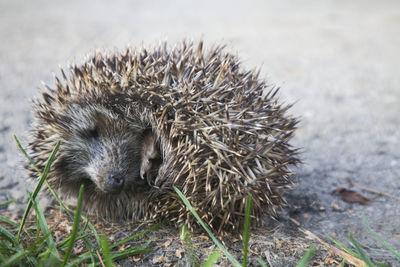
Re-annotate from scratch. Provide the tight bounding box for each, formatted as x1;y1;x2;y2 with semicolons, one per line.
0;0;399;261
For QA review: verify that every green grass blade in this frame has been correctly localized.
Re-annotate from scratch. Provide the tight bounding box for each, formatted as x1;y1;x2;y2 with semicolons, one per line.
0;199;15;207
25;255;39;267
35;204;41;241
362;214;400;262
373;261;391;267
257;258;269;267
14;134;41;174
79;215;97;265
38;246;52;266
51;187;101;248
32;197;63;266
1;233;48;267
62;184;85;267
43;180;73;219
110;239;153;260
295;246;316;267
110;221;163;248
35;231;52;246
242;194;252;267
0;248;32;267
57;233;89;249
81;216;101;248
201;250;220;267
101;234;115;267
181;224;199;267
67;241;153;267
110;249;153;261
0;225;18;245
0;215;18;227
32;198;58;253
46;180;101;248
173;186;241;267
348;234;376;267
42;178;102;254
65;253;93;267
81;237;96;266
0;251;6;262
1;232;50;267
329;236;358;258
16;138;60;241
34;231;53;255
111;238;153;258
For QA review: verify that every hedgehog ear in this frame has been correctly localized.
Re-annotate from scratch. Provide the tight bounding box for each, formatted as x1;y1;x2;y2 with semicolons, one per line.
140;130;161;185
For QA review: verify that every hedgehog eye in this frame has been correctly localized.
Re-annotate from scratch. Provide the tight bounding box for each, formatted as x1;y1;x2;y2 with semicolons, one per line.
86;127;99;139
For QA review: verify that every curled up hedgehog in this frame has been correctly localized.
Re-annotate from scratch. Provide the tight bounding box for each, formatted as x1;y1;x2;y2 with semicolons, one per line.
28;41;299;233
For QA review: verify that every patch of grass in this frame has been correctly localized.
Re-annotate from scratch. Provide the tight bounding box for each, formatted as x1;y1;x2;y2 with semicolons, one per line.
175;185;400;266
329;215;400;267
362;214;400;263
295;246;316;267
174;186;316;266
61;184;84;266
201;250;220;267
173;186;242;267
180;224;200;266
15;137;61;241
0;136;160;266
242;194;252;267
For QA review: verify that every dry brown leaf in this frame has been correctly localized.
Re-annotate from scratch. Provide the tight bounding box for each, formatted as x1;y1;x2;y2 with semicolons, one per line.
175;248;184;259
333;188;371;205
73;246;85;255
163;239;172;247
119;243;131;250
108;234;116;243
53;230;64;243
130;256;142;262
347;178;400;201
324;256;339;265
198;235;209;240
153;255;164;264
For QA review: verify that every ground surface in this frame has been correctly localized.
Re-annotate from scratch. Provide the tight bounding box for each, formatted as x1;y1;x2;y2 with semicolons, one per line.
0;0;399;266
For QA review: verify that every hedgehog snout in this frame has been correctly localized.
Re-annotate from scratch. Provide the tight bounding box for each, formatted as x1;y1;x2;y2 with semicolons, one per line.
104;172;125;194
82;139;142;193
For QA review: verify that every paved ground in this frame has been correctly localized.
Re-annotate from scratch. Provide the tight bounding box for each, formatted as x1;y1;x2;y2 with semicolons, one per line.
1;0;399;265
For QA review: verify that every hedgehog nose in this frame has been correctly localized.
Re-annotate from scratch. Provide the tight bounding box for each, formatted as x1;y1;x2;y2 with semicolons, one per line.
104;172;125;194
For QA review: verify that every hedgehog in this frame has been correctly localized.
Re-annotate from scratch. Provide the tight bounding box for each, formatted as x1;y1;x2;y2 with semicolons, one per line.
27;41;299;233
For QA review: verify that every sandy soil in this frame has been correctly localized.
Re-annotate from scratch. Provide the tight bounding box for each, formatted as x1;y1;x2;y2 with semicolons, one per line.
0;0;399;265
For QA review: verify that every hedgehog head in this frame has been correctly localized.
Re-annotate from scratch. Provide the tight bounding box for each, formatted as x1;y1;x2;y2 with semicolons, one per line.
56;102;149;192
29;90;163;217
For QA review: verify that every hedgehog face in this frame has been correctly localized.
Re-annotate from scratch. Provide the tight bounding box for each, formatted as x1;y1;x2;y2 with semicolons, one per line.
51;103;158;196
